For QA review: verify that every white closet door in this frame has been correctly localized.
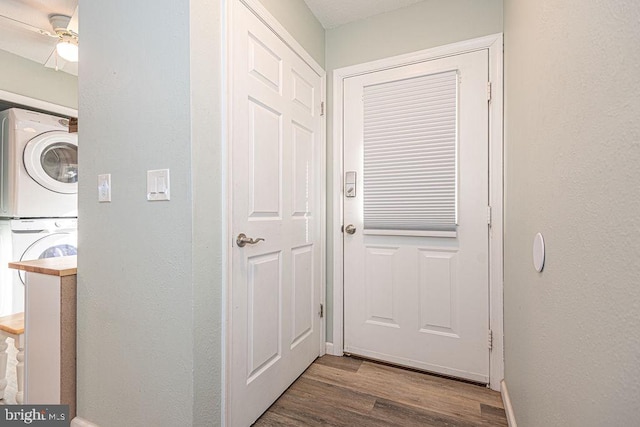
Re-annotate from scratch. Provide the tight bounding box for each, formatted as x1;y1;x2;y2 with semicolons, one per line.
229;2;324;426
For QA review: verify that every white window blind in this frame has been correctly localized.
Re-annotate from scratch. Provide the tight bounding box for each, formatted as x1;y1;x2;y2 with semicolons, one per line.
363;70;458;232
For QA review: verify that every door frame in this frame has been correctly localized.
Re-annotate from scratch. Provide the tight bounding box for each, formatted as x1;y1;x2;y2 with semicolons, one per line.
330;34;504;391
223;0;327;423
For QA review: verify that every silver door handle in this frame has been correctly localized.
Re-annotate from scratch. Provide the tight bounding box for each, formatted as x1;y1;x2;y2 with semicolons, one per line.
344;224;356;235
236;233;265;247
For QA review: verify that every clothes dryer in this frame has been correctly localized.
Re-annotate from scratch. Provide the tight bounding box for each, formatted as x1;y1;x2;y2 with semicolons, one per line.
0;218;77;316
0;108;78;218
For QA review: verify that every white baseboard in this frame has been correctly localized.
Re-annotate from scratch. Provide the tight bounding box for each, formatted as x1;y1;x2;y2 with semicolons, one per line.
71;417;100;427
325;342;334;355
501;380;517;427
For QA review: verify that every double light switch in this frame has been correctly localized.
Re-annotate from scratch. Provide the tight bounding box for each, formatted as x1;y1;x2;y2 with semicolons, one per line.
147;169;170;201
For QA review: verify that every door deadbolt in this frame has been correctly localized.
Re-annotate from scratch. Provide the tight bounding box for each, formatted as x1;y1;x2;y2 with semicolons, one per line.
345;171;356;198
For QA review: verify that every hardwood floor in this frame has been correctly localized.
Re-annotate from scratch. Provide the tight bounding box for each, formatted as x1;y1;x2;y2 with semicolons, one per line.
254;355;507;426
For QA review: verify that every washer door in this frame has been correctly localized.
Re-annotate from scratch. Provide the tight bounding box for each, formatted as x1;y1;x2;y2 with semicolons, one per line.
24;131;78;194
19;232;77;284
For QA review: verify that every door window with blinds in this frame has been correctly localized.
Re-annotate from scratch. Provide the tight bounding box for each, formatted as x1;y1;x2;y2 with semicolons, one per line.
363;69;458;235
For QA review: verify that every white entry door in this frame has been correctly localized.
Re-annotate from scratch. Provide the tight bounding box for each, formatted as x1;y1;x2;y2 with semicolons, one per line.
343;50;490;383
230;2;324;426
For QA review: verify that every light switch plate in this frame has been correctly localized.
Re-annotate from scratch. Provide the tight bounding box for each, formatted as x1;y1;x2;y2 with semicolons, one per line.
147;169;170;201
98;174;111;202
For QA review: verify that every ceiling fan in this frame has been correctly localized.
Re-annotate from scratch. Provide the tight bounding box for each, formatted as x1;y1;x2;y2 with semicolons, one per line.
0;6;78;71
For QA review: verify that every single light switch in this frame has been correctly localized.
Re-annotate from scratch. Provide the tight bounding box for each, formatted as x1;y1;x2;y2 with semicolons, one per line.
98;174;111;202
147;169;170;201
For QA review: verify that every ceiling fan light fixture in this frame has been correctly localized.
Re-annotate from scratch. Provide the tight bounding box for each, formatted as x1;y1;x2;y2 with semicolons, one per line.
56;34;78;62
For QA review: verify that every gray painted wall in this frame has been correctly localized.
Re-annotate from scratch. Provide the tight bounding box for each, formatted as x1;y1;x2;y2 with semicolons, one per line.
0;49;78;109
258;0;325;67
190;0;224;424
326;0;503;70
77;0;222;425
504;0;640;425
324;0;503;341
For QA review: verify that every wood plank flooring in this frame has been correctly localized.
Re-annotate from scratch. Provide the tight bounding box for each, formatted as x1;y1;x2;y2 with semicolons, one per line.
254;355;507;426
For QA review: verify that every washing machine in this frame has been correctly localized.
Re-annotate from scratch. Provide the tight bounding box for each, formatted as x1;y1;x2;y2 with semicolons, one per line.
0;218;77;316
0;108;78;218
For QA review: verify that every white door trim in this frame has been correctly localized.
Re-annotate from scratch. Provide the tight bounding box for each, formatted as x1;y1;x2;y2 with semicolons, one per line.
223;0;327;424
331;33;504;391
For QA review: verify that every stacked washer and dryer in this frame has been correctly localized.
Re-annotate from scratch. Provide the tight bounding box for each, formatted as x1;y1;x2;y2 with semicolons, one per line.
0;108;78;316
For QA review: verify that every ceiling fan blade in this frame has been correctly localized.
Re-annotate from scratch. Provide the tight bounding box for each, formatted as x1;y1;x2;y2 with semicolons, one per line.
0;14;57;38
67;6;79;34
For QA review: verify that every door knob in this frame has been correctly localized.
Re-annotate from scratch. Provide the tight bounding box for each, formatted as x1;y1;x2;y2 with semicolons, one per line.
344;224;356;235
236;233;265;247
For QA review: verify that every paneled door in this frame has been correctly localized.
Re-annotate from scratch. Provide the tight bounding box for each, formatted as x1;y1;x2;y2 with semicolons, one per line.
230;2;324;426
343;50;490;383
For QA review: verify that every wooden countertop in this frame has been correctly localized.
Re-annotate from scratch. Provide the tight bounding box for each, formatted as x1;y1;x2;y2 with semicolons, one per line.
0;312;25;335
8;256;77;277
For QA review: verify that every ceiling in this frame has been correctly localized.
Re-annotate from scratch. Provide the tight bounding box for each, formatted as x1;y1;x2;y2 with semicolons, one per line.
0;0;78;75
0;0;423;77
303;0;425;29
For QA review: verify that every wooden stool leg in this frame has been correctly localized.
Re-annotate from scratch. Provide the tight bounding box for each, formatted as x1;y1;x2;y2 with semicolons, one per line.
15;335;24;404
0;337;7;400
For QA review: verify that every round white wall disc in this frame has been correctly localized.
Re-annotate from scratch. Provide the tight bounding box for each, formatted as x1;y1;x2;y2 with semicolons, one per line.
533;233;545;272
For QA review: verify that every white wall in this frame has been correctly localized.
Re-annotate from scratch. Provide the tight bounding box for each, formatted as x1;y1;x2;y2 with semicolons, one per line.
257;0;325;67
325;0;503;341
504;0;640;425
0;49;78;109
77;0;223;425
